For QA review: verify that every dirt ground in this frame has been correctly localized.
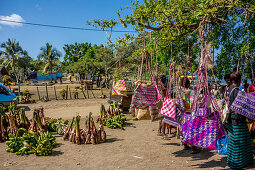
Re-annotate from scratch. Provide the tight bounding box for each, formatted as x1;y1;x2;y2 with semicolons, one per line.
0;99;254;170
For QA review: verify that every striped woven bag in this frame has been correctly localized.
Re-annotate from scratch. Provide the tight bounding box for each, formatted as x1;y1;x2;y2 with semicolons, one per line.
182;112;225;150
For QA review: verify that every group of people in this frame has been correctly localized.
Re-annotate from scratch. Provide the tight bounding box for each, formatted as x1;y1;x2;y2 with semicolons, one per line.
156;68;255;169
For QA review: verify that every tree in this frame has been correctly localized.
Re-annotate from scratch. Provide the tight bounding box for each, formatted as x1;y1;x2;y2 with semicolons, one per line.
38;43;61;82
90;0;255;80
0;39;28;83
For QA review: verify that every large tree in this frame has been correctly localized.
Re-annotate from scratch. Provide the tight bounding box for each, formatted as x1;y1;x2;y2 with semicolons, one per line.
38;43;61;82
0;39;28;83
90;0;255;78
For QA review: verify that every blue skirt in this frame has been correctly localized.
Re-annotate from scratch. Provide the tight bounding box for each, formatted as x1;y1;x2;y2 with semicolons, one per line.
227;122;254;169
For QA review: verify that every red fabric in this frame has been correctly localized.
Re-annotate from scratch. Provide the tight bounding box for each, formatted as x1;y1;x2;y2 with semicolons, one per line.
248;84;255;93
158;81;167;97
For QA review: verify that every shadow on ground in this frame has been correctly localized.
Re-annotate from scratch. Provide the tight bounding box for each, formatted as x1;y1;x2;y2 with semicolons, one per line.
191;156;227;169
105;138;123;143
173;149;215;161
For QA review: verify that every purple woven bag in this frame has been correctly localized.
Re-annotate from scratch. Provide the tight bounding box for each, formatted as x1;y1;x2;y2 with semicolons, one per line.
162;107;182;127
182;112;226;150
230;91;255;120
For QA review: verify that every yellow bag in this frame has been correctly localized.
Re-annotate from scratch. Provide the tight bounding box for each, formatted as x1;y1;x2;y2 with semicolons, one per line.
137;108;151;120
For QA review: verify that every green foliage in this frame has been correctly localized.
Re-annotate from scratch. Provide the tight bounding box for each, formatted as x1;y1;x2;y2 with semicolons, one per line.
0;39;28;83
59;88;66;99
23;89;31;99
71;89;79;99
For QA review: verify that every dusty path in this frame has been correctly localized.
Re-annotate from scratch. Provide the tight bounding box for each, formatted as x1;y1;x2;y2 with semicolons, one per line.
0;99;253;170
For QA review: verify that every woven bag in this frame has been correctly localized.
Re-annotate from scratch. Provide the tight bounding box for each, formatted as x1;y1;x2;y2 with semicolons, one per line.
230;91;255;120
182;112;226;150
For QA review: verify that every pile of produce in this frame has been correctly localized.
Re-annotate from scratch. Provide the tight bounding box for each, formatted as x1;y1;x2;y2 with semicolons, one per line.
6;128;56;155
1;104;57;156
29;108;48;132
19;89;35;104
47;118;69;135
0;104;31;142
97;104;126;129
63;112;106;145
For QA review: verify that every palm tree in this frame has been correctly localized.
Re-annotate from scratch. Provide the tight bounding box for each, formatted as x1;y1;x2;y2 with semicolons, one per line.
38;43;61;82
0;39;27;83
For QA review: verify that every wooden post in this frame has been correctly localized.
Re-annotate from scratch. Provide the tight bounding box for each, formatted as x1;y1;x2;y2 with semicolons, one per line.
86;85;90;99
18;83;20;96
45;84;49;100
66;85;68;100
54;86;57;100
90;89;95;98
81;88;86;99
37;87;40;100
69;88;72;99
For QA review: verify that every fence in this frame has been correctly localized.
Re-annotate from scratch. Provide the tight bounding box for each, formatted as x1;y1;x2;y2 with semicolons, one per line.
11;84;109;101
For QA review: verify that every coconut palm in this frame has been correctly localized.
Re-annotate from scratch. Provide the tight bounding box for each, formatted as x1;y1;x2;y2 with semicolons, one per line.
38;43;61;82
0;39;27;83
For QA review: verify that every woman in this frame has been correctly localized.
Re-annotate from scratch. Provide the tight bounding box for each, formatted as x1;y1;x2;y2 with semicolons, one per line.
248;73;255;93
180;77;201;154
227;71;253;169
157;74;167;138
210;83;220;99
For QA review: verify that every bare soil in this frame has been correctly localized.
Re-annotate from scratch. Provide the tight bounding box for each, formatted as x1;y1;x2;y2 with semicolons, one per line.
0;98;253;170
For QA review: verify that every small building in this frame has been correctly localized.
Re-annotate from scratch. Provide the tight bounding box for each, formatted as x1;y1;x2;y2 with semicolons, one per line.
0;65;8;82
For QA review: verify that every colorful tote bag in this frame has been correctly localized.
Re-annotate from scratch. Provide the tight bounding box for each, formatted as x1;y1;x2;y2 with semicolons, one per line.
112;80;129;96
160;98;176;119
182;112;226;150
130;82;158;109
162;107;182;127
230;91;255;120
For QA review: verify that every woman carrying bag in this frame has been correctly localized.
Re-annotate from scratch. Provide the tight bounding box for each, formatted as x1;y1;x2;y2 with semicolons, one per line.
227;71;253;169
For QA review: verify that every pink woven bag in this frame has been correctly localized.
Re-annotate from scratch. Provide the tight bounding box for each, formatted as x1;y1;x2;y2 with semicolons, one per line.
160;98;176;118
160;63;176;119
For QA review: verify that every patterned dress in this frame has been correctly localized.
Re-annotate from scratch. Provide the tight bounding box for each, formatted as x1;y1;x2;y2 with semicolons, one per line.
227;85;254;169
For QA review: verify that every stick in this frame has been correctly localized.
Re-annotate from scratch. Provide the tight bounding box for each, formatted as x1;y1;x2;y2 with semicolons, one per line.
66;85;68;100
81;88;86;99
18;83;21;96
45;84;49;100
37;87;40;100
69;88;72;99
54;86;57;100
86;85;90;99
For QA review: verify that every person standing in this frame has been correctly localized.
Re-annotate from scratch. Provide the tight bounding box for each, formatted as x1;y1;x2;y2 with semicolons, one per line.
244;80;249;93
248;73;255;93
227;71;253;169
220;74;231;100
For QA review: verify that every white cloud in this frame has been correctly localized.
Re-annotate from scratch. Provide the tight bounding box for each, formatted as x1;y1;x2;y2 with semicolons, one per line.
0;14;25;27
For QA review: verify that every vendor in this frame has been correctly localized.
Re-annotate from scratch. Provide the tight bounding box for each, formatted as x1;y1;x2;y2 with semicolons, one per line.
227;71;253;169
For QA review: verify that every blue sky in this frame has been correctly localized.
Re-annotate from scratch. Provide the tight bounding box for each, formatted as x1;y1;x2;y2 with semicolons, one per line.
0;0;134;60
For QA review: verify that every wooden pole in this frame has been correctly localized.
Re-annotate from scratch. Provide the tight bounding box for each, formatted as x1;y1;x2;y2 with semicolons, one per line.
45;83;49;100
66;85;68;100
37;87;40;100
18;83;21;96
69;88;72;99
81;88;86;99
90;88;95;98
54;86;57;100
86;85;90;99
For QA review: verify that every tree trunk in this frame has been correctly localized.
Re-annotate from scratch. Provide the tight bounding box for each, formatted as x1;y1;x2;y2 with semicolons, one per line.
50;63;53;83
